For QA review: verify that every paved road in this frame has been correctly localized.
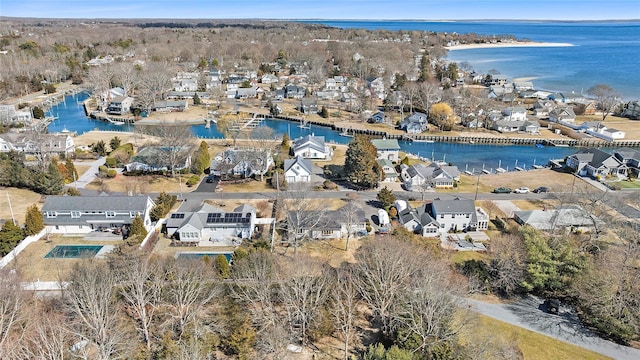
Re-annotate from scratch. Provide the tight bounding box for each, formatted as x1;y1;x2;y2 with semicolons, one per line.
465;295;640;360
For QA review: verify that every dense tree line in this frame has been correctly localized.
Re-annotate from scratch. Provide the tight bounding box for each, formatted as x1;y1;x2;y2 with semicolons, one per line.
0;151;65;195
0;235;521;359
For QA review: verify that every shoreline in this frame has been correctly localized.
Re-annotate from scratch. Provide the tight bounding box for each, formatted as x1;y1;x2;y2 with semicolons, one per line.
446;41;573;51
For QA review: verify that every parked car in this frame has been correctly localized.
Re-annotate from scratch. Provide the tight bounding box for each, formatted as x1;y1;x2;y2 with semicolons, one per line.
533;186;548;193
514;187;530;194
544;298;560;314
492;187;513;194
205;175;215;183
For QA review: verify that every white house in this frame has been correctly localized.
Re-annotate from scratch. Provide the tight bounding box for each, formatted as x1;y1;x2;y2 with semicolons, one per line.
42;195;156;235
398;198;488;237
0;132;75;156
165;203;257;245
292;135;333;160
210;148;274;178
377;159;398;182
502;106;528;121
284;156;313;183
371;138;400;162
548;106;576;123
106;96;134;115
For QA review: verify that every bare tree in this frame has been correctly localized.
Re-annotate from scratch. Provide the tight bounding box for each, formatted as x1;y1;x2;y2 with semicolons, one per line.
329;266;360;360
278;256;329;347
487;234;527;296
118;255;162;352
248;126;278;182
64;261;125;360
587;84;621;122
160;259;219;339
24;301;70;360
137;122;195;177
339;201;364;251
136;62;172;112
0;271;26;360
277;185;328;256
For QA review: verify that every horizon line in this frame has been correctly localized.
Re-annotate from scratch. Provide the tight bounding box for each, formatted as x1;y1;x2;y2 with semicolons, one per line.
1;16;639;22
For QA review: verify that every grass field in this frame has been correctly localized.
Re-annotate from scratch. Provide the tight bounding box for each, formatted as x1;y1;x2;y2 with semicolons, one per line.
463;314;612;360
0;187;43;225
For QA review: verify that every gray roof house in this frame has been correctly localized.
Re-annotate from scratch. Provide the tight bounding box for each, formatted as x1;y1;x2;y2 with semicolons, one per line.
42;195;155;235
400;112;428;134
284;156;313;183
165;203;257;245
0;132;75;155
285;84;306;99
566;148;627;178
288;205;367;240
299;98;318;115
548;106;576;123
398;199;488;237
377;159;398;182
210;148;274;178
125;145;193;173
292;135;333;160
401;163;461;189
514;206;602;233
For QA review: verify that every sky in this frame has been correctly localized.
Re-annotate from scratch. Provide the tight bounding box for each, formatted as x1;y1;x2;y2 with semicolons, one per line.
1;0;639;21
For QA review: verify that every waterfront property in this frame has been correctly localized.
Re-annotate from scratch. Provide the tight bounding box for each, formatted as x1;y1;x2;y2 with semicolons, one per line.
399;198;488;237
371;138;401;162
566;148;627;178
292;135;333;160
0;131;75;156
165;203;257;246
41;195;156;235
284;156;314;183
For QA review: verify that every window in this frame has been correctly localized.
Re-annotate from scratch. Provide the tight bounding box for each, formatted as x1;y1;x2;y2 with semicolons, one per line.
47;211;57;218
106;211;116;218
440;214;444;219
71;211;81;218
130;211;138;218
321;230;333;236
466;214;470;218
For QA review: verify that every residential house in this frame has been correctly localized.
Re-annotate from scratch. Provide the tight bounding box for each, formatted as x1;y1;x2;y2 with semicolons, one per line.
485;74;509;86
324;78;338;91
316;90;340;101
42;195;155;234
284;156;313;183
368;111;386;123
299;98;318;115
0;132;75;156
166;91;210;100
273;89;286;101
398;199;488;237
236;86;258;99
289;205;367;240
371;138;400;162
400;112;428;133
614;148;640;176
377;159;398;182
106;96;134;115
514;206;601;233
172;77;198;92
285;84;306;99
124;145;193;172
165;203;257;245
491;119;526;133
548;106;576;123
502;106;528;121
596;127;625;140
154;100;188;112
292;135;333;160
261;74;279;84
565;148;627;178
513;81;534;92
621;100;640;120
366;76;386;100
210;148;274;178
0;104;32;124
401;163;460;189
533;99;556;118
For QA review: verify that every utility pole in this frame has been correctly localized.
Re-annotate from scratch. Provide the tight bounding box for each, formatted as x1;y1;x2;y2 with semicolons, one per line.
7;192;16;225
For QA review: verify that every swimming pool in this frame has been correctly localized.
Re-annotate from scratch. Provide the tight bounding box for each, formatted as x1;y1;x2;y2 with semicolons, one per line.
44;245;111;258
175;252;233;264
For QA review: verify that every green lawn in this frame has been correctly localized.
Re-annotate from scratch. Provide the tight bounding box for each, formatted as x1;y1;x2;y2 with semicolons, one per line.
608;180;640;189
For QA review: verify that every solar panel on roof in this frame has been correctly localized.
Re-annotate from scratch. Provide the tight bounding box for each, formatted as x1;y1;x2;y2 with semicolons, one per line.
171;213;185;219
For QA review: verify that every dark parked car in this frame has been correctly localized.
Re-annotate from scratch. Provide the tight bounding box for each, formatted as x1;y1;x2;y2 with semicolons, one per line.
533;186;548;193
544;298;560;314
492;187;513;194
205;175;215;183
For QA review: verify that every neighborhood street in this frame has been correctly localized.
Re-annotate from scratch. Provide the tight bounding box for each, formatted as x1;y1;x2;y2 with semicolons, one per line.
465;295;640;360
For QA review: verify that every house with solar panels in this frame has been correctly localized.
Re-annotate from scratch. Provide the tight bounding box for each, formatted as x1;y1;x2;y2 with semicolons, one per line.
165;203;257;246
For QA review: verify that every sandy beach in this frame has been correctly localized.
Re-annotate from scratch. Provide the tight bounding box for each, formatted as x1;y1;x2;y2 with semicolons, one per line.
446;41;573;51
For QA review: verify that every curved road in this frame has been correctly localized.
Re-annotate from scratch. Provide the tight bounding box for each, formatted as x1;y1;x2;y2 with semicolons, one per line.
464;295;640;360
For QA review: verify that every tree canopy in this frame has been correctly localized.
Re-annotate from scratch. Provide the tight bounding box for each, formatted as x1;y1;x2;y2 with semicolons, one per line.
344;135;381;190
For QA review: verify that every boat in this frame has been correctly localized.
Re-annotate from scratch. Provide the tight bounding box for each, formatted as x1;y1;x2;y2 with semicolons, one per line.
535;143;544;148
339;129;354;137
106;117;125;125
298;118;311;129
408;137;435;143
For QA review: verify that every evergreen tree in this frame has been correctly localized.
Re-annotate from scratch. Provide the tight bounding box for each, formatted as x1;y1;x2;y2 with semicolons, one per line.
0;221;24;256
190;141;210;175
65;157;78;183
193;92;202;105
214;254;230;279
91;140;107;156
377;186;396;209
34;161;64;195
32;106;45;119
228;315;256;360
109;136;122;152
24;204;44;236
320;106;329;118
344;135;381;190
129;215;148;239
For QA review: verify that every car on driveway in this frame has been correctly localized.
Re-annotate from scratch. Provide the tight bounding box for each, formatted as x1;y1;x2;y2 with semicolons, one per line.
492;187;513;194
205;175;215;183
544;298;560;314
533;186;548;193
514;187;530;194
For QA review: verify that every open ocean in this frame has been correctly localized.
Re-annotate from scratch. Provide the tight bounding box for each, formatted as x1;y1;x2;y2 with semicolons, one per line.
303;20;640;100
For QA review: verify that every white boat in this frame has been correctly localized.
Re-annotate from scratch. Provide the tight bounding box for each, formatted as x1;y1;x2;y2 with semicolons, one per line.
339;129;354;137
105;117;125;125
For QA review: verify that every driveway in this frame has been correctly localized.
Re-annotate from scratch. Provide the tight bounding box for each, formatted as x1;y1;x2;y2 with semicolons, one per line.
465;295;640;360
68;157;106;189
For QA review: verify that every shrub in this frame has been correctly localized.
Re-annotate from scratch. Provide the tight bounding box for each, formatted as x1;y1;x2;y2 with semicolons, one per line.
107;169;117;178
323;180;338;190
105;157;117;168
186;175;200;187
